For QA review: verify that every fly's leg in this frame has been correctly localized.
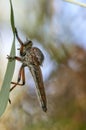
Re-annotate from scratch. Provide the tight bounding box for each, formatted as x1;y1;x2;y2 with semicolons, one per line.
7;55;22;103
15;28;23;45
15;28;25;56
10;64;25;92
7;55;22;62
9;64;25;103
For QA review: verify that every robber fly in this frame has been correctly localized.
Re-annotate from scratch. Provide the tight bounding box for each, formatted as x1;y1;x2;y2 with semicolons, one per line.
7;28;47;112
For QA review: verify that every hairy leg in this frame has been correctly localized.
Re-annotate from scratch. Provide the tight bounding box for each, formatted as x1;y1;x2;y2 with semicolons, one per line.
9;64;25;103
10;64;25;92
15;28;24;45
7;55;22;62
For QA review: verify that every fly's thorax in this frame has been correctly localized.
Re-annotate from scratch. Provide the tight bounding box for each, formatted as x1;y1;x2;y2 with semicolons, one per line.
21;51;31;65
32;47;44;65
21;47;44;66
19;40;32;56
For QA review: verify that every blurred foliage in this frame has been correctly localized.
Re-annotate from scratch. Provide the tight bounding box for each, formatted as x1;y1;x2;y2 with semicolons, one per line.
47;43;70;64
0;0;86;130
1;44;86;129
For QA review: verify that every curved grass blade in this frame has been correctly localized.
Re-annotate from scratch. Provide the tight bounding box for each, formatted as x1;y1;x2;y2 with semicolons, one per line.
0;0;15;117
64;0;86;8
10;0;15;33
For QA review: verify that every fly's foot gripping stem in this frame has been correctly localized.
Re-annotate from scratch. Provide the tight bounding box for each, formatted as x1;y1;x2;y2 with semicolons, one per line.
7;55;15;62
15;27;17;33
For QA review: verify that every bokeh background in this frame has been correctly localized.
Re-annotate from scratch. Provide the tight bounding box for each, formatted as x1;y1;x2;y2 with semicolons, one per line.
0;0;86;130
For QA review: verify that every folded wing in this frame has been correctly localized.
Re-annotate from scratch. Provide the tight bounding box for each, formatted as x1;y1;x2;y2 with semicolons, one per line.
29;65;47;112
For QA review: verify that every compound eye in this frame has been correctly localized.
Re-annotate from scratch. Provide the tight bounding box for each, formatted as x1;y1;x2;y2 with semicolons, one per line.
19;45;26;56
24;40;33;49
28;40;32;43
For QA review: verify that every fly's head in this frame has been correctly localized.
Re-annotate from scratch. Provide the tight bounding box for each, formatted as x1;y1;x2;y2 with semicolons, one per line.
24;40;33;50
18;40;33;56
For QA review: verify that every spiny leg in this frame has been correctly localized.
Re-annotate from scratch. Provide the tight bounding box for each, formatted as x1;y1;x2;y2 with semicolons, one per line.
9;64;25;103
7;55;22;62
15;28;24;45
10;64;25;92
15;28;25;56
7;56;22;103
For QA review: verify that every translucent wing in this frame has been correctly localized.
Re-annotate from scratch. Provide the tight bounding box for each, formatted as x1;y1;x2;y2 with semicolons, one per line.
29;65;47;112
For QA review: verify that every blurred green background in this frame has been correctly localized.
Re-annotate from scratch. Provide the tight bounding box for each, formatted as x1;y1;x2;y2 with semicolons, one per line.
0;0;86;130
